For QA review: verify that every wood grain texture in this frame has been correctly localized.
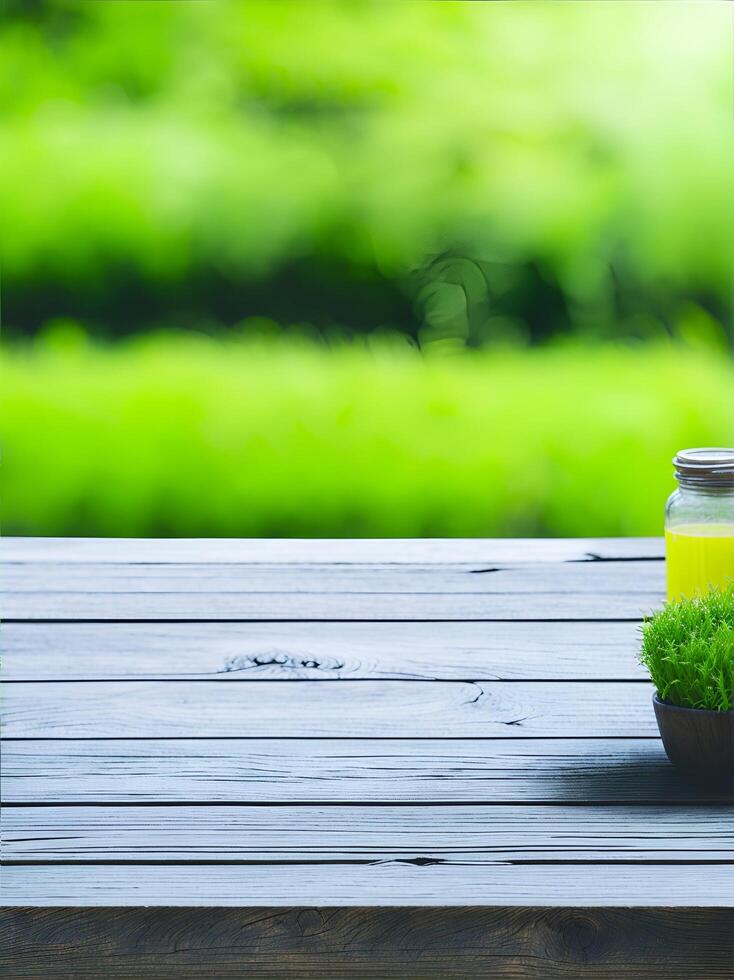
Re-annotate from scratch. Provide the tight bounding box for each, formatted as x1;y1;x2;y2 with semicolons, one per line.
3;906;732;980
2;621;646;681
2;680;656;738
6;532;730;963
7;738;729;804
4;863;734;907
5;804;734;862
3;560;665;595
1;536;665;564
5;590;661;621
3;559;664;620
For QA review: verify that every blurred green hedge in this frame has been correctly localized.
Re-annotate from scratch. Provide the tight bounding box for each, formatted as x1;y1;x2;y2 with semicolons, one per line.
2;334;732;537
2;1;732;342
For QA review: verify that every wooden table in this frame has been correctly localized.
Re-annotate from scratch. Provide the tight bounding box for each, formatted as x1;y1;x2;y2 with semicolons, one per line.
2;537;733;979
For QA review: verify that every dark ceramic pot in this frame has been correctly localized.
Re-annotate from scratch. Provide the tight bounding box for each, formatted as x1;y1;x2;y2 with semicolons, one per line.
653;695;734;787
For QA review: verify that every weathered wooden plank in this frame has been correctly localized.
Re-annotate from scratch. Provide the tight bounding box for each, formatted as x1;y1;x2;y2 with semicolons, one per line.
0;536;665;564
3;590;660;620
2;680;655;738
3;906;732;980
5;804;733;862
2;621;646;681
7;738;727;804
2;559;665;620
3;863;733;907
2;560;665;594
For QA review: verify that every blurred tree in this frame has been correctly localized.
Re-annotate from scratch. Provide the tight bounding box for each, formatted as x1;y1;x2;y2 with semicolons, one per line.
0;0;731;346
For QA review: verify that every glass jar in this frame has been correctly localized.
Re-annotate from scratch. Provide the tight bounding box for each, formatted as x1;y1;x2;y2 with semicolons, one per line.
665;448;734;601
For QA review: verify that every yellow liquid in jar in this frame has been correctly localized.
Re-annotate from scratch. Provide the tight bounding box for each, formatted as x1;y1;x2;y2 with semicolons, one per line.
665;524;734;601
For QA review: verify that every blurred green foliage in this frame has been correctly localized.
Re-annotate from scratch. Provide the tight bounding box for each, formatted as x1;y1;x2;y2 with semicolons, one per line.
2;334;732;537
2;0;732;343
3;2;732;537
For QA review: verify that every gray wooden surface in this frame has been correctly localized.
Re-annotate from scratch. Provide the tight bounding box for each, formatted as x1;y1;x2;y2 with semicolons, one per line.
2;559;662;618
5;737;730;803
3;679;659;738
6;804;734;861
2;536;733;979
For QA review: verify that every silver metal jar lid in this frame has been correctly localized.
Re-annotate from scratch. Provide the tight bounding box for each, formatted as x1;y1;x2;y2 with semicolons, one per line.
673;448;734;488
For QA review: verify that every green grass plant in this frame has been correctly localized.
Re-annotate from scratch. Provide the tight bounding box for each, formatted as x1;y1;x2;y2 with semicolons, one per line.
641;586;734;711
2;333;733;537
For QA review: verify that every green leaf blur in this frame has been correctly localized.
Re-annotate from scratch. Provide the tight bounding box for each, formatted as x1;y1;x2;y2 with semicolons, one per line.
2;335;732;536
2;2;732;536
2;1;732;341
